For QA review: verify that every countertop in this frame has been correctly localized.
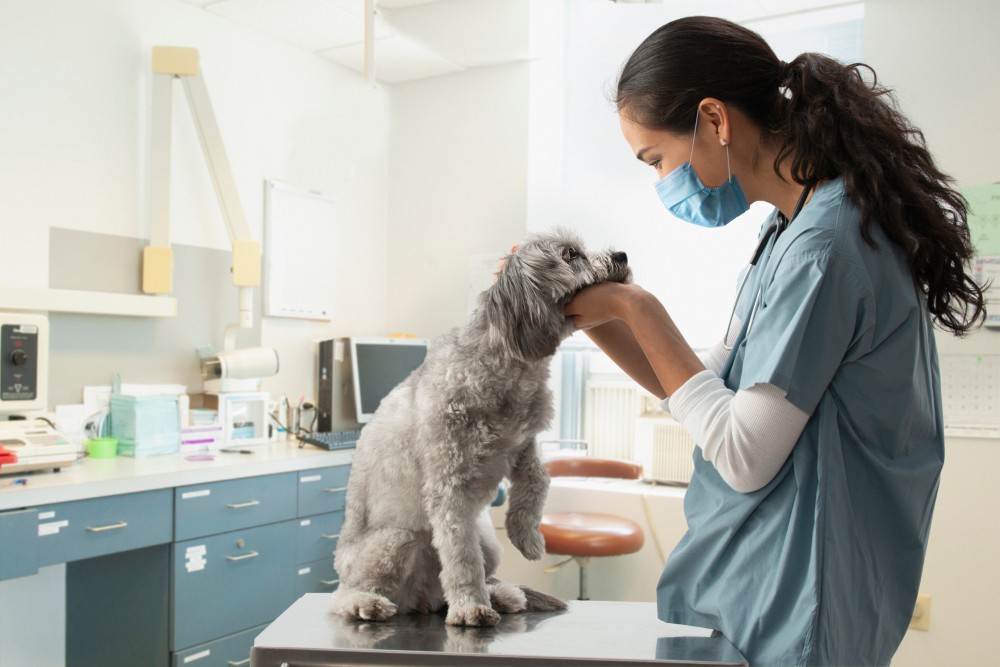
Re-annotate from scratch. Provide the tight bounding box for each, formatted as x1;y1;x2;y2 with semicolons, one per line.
0;441;353;510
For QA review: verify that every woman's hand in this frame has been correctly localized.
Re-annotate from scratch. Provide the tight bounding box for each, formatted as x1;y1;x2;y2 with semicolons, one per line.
564;282;646;330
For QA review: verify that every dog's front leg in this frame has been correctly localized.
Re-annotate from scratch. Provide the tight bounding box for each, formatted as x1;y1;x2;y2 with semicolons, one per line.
504;439;548;561
427;485;502;627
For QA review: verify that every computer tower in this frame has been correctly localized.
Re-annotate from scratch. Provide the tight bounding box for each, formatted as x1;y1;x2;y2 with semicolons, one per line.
317;338;361;433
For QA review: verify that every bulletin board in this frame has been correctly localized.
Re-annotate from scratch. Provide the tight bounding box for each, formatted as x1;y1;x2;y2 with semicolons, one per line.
263;179;336;320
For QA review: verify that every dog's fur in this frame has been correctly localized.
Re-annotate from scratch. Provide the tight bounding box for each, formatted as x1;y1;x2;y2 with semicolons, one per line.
330;229;631;627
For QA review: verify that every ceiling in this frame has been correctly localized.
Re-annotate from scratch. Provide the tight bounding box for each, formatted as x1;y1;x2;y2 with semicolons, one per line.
176;0;857;85
177;0;533;84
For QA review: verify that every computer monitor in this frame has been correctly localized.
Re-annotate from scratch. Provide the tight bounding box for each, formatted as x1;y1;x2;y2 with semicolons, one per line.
349;337;428;424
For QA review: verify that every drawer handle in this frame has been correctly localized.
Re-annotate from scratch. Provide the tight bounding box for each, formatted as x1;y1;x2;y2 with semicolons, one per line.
226;551;259;562
226;500;261;509
320;578;340;586
321;533;340;540
86;520;128;533
227;659;251;666
324;487;348;493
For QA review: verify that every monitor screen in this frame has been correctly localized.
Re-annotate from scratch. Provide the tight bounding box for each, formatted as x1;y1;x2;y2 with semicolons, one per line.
350;337;428;424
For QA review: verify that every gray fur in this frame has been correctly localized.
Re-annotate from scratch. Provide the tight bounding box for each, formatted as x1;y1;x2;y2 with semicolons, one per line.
330;229;631;627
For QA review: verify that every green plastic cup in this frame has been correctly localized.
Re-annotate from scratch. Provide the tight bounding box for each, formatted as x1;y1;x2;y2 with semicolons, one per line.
86;437;118;458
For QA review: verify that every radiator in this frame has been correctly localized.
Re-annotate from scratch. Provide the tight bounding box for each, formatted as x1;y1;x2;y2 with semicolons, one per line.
634;416;696;485
583;379;642;460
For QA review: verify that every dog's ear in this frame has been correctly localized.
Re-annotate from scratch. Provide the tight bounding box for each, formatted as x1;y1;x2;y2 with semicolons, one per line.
482;254;563;363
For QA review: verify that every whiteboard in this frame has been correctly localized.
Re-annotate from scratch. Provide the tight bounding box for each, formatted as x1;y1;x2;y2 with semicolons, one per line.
263;180;336;320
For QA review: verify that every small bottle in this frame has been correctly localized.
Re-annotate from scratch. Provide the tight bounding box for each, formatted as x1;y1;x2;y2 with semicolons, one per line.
280;394;292;440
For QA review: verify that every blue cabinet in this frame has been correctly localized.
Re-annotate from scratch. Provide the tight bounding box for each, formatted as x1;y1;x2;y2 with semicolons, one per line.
0;508;39;580
297;465;350;516
172;519;298;650
172;623;266;667
174;473;297;541
37;489;173;566
295;510;343;564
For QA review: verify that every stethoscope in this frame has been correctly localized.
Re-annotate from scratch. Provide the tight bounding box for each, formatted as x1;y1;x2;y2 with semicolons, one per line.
723;183;815;351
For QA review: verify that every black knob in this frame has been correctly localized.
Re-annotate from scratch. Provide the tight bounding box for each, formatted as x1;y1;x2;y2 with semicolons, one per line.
10;350;27;366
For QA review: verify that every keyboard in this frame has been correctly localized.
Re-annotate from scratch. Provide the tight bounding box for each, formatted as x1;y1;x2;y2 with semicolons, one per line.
297;430;361;451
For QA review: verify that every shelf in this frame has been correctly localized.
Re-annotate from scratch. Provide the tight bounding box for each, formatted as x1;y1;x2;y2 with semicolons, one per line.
0;286;176;318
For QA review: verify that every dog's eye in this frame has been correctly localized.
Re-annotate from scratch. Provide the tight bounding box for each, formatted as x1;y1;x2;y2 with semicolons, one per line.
564;248;579;262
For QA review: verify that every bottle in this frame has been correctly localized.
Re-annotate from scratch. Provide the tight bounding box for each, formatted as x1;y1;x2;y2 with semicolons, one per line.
280;394;292;440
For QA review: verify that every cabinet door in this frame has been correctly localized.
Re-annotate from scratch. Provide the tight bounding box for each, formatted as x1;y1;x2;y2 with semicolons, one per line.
174;473;297;541
296;558;339;597
171;520;296;650
297;465;350;517
0;508;39;580
36;489;173;566
172;623;267;667
295;510;343;564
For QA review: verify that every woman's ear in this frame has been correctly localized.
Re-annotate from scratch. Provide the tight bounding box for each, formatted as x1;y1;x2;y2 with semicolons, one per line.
699;97;729;145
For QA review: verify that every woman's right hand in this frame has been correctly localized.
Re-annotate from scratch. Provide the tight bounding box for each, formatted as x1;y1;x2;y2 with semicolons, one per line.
493;244;519;283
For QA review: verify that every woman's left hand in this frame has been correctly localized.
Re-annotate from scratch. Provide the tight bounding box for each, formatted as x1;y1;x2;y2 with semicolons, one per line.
564;282;645;330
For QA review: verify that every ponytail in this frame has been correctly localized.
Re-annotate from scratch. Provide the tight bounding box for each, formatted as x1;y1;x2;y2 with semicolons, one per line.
616;16;986;335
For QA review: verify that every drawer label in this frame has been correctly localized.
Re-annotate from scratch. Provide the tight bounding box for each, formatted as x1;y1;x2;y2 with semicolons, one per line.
181;489;211;500
300;475;322;483
300;519;311;526
185;544;207;573
38;511;56;520
182;649;211;663
38;520;69;536
298;567;311;575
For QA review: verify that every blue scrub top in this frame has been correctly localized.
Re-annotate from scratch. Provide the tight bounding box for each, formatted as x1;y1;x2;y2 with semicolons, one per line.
656;177;944;667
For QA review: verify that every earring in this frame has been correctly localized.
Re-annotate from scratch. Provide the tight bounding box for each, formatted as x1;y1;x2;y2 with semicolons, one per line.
719;138;728;146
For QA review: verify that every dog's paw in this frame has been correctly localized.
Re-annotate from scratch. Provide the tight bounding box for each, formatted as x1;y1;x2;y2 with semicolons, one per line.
331;590;398;622
511;527;546;561
488;580;527;613
446;603;502;627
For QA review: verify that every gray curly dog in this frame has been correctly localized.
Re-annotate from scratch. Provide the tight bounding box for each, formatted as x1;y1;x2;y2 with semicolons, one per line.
330;228;631;627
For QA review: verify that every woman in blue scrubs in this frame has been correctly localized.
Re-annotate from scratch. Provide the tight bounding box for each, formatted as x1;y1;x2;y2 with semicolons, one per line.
564;16;985;667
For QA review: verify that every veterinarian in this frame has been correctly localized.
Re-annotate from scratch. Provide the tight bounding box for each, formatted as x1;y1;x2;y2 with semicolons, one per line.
562;16;985;667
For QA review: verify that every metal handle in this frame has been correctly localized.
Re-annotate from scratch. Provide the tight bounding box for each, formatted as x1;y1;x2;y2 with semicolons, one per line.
321;533;340;540
227;659;251;666
226;500;260;509
226;551;259;562
324;487;347;493
320;578;339;586
86;520;128;533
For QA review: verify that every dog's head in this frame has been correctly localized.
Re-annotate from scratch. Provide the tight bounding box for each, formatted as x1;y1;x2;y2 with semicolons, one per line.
480;228;632;363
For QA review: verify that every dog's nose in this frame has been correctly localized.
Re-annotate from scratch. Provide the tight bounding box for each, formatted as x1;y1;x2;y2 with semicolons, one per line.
612;251;628;265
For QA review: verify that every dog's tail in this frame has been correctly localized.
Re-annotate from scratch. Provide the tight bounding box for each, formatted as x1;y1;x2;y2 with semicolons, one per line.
518;584;568;612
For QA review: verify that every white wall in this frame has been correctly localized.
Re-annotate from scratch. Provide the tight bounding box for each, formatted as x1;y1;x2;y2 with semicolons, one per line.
863;2;1000;665
0;0;393;405
0;1;391;664
386;62;531;338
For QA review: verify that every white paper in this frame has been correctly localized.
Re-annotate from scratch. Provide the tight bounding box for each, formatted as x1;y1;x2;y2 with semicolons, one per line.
38;520;69;536
300;474;321;483
185;545;207;573
300;519;312;526
181;489;211;500
975;256;1000;327
182;649;211;663
298;567;311;576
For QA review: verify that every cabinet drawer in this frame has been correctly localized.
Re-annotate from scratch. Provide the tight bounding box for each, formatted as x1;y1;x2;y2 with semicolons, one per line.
297;465;350;517
296;558;339;597
0;508;39;580
175;473;296;541
295;511;343;564
172;623;266;667
36;490;172;567
172;520;296;650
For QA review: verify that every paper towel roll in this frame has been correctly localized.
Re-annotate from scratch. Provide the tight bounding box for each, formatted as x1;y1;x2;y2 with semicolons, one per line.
205;347;280;380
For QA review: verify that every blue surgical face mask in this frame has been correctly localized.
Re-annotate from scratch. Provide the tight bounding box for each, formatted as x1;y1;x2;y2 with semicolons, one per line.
653;110;749;228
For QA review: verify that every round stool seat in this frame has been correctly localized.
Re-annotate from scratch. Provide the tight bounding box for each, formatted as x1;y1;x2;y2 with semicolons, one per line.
539;512;645;558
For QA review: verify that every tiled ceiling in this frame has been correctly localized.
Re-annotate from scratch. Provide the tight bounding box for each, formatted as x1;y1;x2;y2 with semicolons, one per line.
176;0;531;84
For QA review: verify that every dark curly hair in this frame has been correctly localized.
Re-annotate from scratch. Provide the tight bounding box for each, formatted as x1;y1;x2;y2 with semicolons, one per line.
616;16;985;335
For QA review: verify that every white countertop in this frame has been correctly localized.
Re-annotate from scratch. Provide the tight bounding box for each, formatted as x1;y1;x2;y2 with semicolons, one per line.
0;442;353;510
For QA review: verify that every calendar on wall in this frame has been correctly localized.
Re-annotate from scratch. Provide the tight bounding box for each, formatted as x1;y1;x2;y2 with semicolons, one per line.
940;355;1000;438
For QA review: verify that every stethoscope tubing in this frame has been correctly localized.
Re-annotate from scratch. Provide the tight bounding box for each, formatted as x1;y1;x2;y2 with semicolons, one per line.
722;184;814;351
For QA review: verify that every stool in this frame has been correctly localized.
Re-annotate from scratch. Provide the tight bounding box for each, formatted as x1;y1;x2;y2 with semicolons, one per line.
539;457;645;600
